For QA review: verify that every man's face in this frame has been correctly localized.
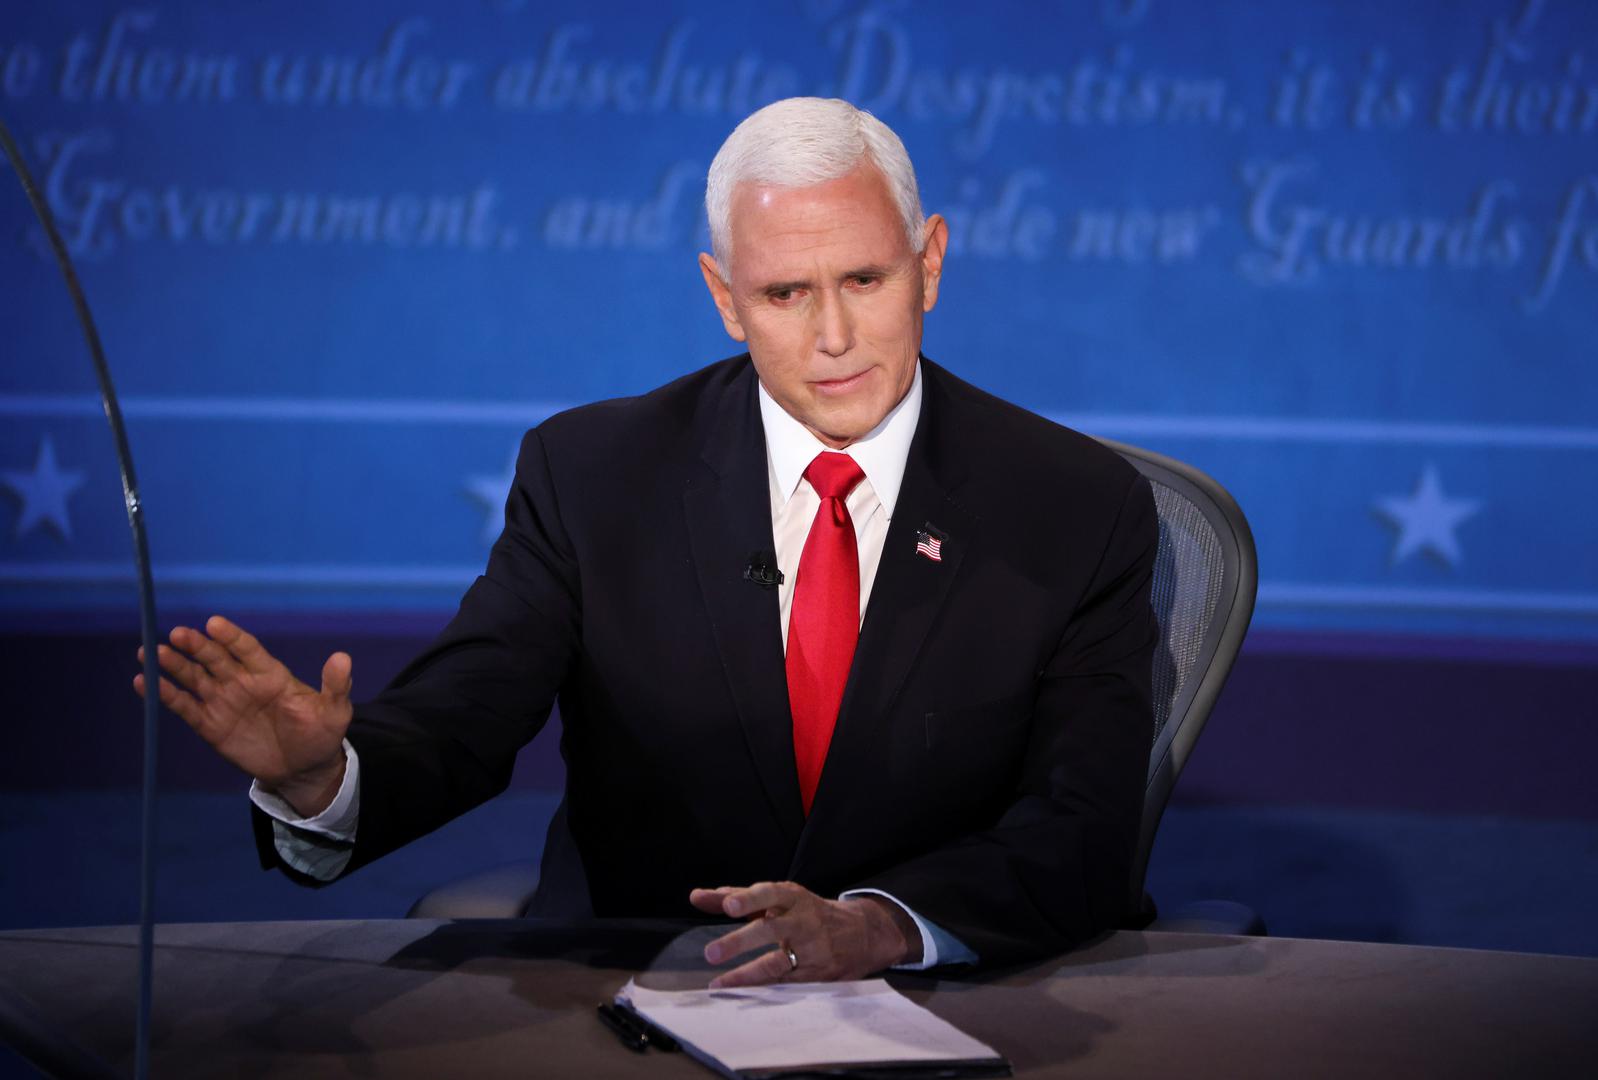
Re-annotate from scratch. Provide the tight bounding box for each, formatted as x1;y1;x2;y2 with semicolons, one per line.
700;165;948;449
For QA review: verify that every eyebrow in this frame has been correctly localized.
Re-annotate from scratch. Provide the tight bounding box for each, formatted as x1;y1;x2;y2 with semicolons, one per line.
755;266;895;296
759;279;811;296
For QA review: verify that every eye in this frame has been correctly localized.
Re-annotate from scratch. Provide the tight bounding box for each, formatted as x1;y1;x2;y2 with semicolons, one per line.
848;274;879;289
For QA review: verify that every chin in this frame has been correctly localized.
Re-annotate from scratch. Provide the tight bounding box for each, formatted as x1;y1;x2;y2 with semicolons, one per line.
811;405;883;445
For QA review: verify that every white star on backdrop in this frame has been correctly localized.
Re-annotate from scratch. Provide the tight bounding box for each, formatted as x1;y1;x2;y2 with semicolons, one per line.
2;436;87;542
1374;464;1483;568
465;449;519;545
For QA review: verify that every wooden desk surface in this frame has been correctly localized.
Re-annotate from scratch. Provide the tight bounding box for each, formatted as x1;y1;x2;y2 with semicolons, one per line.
2;919;1595;1078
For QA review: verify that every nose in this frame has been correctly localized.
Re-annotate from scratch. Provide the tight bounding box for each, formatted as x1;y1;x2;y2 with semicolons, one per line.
813;289;854;358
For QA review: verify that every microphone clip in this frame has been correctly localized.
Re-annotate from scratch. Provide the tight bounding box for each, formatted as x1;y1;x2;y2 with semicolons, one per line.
743;553;784;590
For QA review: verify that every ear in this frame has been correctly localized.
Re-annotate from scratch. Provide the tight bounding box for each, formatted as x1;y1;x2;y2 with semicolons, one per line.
919;214;949;313
699;253;747;342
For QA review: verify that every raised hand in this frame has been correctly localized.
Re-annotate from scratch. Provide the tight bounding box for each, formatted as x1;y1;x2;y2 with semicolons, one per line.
133;615;353;817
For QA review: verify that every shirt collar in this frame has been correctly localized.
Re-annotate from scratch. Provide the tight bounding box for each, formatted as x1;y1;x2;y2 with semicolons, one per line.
758;359;923;518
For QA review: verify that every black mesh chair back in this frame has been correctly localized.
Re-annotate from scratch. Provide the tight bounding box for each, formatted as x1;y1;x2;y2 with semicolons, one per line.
1097;439;1257;912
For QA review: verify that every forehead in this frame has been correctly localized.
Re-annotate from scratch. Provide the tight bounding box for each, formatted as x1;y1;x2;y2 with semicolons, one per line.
727;166;911;282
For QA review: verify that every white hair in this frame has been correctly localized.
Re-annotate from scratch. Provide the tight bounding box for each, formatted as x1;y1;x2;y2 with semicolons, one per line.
705;97;926;276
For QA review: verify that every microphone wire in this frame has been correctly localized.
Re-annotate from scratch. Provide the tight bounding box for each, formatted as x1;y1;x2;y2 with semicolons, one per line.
0;115;160;1080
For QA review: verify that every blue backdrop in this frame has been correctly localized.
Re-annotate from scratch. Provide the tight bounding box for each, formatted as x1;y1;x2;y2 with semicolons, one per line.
3;0;1596;644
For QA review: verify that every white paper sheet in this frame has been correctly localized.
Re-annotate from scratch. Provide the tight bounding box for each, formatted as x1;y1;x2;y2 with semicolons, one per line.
617;977;1003;1075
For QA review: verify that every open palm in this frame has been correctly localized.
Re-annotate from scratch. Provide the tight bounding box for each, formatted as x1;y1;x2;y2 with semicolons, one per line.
135;615;352;811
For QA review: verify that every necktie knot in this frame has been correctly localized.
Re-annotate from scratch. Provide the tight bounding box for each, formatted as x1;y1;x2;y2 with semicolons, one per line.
804;452;865;501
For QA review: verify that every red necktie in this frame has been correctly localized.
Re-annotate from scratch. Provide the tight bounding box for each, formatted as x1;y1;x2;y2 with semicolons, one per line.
787;452;866;815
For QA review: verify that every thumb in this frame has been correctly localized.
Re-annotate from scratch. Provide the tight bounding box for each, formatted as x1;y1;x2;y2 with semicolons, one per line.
320;651;353;703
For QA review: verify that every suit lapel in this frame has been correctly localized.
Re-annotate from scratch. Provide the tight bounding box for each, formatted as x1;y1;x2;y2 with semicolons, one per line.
682;364;806;846
791;363;978;874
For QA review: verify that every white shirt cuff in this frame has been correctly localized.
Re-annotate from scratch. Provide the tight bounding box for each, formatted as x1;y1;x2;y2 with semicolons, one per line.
839;887;978;969
249;741;360;882
248;739;361;840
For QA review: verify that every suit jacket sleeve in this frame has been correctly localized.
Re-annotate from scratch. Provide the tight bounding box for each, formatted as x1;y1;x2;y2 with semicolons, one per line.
850;471;1158;964
253;427;581;877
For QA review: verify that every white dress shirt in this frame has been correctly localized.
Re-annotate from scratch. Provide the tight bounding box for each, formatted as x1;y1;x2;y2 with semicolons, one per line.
256;359;974;967
760;359;920;643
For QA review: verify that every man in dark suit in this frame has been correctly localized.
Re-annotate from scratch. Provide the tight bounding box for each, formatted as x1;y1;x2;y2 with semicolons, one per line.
136;98;1156;985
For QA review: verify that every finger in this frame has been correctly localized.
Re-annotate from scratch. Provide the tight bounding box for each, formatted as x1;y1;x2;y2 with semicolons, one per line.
134;672;202;728
205;614;276;675
169;625;241;679
688;886;738;915
708;945;797;990
139;643;200;691
152;643;216;699
704;913;790;964
722;881;802;919
321;651;353;702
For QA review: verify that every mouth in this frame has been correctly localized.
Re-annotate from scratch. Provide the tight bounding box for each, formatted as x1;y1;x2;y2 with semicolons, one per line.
811;369;871;394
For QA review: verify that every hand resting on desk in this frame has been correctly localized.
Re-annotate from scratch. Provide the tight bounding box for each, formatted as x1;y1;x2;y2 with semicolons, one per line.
691;881;921;987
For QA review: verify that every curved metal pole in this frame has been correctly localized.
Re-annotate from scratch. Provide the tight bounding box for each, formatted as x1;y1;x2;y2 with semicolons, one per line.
0;115;159;1080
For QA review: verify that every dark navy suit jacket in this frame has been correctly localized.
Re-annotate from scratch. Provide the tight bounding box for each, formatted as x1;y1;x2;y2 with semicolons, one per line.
256;355;1157;965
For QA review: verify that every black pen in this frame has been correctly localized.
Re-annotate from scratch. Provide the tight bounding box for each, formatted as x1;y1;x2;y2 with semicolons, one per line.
596;1003;648;1053
614;1001;680;1052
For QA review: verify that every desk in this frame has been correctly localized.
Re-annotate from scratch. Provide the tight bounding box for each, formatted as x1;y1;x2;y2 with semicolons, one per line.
2;920;1594;1077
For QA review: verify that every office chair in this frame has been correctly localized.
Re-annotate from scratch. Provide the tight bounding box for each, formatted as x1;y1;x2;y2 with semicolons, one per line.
1097;439;1260;934
409;440;1259;931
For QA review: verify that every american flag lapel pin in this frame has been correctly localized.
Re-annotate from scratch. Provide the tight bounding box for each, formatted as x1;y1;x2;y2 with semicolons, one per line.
914;524;945;563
